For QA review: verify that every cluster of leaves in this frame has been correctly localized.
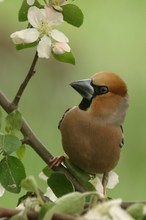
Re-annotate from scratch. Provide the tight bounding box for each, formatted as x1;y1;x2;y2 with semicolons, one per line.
41;159;96;198
8;175;146;220
0;108;26;193
16;0;84;64
13;175;99;220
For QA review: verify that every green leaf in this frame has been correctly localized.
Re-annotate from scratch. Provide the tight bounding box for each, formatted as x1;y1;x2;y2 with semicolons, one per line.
5;111;22;134
42;166;52;178
64;159;91;182
0;134;21;155
39;202;55;220
21;176;39;194
0;107;3;130
64;159;96;191
10;214;27;220
52;51;75;65
82;181;96;191
0;156;26;193
21;176;44;205
127;203;145;220
16;41;38;50
16;144;26;160
47;172;74;198
18;0;29;22
62;4;84;27
44;192;86;220
18;0;43;22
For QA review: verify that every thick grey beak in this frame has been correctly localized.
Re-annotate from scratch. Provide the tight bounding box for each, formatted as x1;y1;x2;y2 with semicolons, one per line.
70;79;94;100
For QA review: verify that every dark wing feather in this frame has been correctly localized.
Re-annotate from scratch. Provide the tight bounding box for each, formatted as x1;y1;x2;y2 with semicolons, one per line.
119;125;124;148
58;108;71;129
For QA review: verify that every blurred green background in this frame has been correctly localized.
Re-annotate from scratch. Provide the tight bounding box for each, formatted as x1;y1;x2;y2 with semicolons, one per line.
1;0;146;207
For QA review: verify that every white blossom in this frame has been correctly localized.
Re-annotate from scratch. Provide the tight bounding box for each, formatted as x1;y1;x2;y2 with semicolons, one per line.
0;184;5;197
39;171;48;182
109;205;134;220
90;171;119;196
27;0;35;5
90;175;104;196
10;6;70;59
81;199;134;220
107;171;119;189
49;0;66;11
44;187;58;202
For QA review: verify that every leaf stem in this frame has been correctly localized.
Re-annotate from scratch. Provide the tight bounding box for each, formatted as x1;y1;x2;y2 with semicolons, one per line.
12;51;38;108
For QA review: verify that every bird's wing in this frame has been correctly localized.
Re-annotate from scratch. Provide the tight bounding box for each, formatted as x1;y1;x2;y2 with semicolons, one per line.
120;125;124;148
58;108;71;129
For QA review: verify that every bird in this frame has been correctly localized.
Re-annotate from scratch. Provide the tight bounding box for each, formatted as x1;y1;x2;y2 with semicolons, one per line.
58;71;129;193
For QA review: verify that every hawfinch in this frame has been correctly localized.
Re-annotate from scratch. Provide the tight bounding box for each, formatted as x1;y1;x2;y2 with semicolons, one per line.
58;71;129;191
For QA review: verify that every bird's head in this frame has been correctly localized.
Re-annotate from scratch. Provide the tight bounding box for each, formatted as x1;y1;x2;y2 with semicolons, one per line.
70;71;129;124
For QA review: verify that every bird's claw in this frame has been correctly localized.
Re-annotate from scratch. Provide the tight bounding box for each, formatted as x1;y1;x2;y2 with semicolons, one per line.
49;156;65;169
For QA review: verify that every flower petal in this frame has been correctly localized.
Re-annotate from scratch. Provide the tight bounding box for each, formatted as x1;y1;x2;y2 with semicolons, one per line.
89;175;104;196
107;171;119;189
10;28;39;44
37;36;52;58
50;0;66;6
51;29;69;42
28;6;46;28
109;205;134;220
27;0;35;5
45;6;63;25
44;187;57;202
0;184;5;197
38;171;48;182
53;42;71;54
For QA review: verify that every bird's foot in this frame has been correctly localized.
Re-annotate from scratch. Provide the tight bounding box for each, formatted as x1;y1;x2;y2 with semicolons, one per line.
49;156;65;169
102;172;109;196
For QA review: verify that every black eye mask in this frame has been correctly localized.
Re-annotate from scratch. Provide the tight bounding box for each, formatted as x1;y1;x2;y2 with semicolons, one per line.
91;82;109;97
79;84;109;111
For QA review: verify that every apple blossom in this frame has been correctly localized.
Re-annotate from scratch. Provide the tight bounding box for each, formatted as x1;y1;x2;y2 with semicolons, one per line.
0;184;5;197
49;0;66;11
90;171;119;196
44;187;58;202
10;6;71;59
27;0;35;5
39;171;57;202
81;199;134;220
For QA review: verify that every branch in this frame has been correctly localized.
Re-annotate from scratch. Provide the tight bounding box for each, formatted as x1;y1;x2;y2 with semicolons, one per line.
0;91;85;193
0;207;38;220
0;207;78;220
11;51;38;108
121;201;146;209
52;213;77;220
1;201;146;220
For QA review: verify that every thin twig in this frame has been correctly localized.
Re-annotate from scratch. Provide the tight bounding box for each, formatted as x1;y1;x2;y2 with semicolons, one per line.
121;201;146;209
0;91;86;192
11;51;38;108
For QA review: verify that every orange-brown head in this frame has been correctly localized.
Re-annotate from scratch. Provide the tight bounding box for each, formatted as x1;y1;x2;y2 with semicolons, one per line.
70;71;129;125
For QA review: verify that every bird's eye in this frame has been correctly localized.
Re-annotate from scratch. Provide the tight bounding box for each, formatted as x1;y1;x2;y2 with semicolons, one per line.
91;82;109;96
99;86;109;95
